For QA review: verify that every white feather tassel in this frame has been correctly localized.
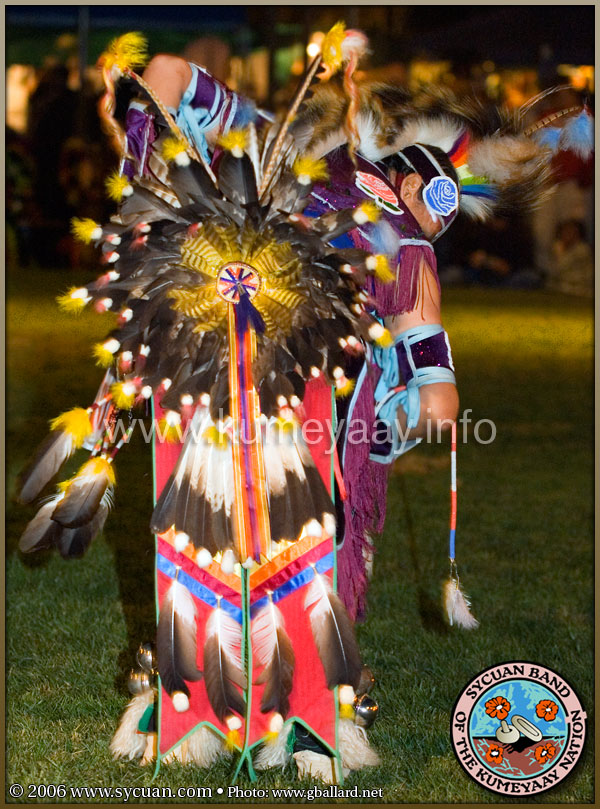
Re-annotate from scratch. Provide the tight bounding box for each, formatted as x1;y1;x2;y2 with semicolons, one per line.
110;690;154;761
163;725;228;766
338;718;380;770
443;577;479;629
254;723;293;771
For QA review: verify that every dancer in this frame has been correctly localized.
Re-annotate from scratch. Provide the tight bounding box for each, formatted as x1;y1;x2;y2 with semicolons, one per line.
16;26;592;781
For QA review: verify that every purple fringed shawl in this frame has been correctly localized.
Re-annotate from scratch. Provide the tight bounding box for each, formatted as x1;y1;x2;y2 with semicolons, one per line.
366;240;439;317
336;363;390;622
312;148;441;317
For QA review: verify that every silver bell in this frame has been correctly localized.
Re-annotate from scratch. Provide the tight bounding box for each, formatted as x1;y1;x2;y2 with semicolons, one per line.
127;668;153;695
354;693;379;728
136;642;156;673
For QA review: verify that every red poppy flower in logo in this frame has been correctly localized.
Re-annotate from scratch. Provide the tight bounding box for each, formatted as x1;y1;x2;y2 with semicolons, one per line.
450;662;586;797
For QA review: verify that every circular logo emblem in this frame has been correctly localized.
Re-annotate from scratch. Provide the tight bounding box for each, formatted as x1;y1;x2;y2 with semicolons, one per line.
216;262;261;303
422;175;459;221
451;662;586;796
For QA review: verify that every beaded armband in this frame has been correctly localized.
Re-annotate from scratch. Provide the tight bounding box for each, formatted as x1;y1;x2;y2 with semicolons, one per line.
370;324;455;462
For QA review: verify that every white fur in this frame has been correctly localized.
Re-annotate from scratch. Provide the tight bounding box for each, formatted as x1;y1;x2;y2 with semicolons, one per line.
186;725;227;766
458;193;495;221
391;116;463;154
469;136;540;184
254;722;293;770
110;690;155;761
355;112;388;160
338;718;380;770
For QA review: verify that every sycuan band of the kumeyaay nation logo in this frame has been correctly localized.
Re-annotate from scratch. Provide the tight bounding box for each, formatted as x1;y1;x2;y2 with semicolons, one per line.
451;662;586;797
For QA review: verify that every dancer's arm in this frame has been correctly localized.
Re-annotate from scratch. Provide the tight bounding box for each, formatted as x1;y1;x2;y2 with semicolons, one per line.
384;260;459;440
141;54;192;109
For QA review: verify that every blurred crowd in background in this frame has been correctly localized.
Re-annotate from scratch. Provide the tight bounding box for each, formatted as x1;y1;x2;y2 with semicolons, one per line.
6;6;594;297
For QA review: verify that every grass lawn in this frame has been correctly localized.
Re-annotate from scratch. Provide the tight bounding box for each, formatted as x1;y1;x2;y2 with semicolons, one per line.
6;268;594;803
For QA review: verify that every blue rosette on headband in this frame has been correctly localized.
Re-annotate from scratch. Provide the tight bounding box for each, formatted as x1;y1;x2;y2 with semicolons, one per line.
422;175;459;223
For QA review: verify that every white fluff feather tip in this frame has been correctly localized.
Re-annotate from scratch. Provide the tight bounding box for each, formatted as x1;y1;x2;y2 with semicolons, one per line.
341;30;369;64
443;577;479;629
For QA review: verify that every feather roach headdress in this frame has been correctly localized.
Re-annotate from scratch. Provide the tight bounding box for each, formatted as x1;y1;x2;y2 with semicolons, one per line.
292;80;594;224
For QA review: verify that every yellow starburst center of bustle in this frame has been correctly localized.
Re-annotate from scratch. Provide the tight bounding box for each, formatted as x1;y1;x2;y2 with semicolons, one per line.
169;223;306;338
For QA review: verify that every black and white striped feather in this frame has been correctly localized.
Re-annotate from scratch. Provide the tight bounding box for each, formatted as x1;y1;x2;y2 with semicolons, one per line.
203;603;246;723
252;595;295;717
304;569;362;690
156;578;203;699
150;408;235;553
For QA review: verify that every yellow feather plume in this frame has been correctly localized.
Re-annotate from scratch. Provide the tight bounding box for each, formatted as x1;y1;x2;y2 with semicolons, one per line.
158;418;184;444
78;457;116;486
334;377;356;398
98;32;148;75
368;322;394;348
356;201;380;223
321;22;346;72
203;425;229;450
71;217;102;244
292;156;329;184
217;129;247;157
373;254;395;283
161;136;189;162
375;327;393;348
339;703;355;720
225;729;241;751
274;416;296;435
105;171;133;202
57;287;90;313
93;342;117;368
50;407;93;447
111;381;137;410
